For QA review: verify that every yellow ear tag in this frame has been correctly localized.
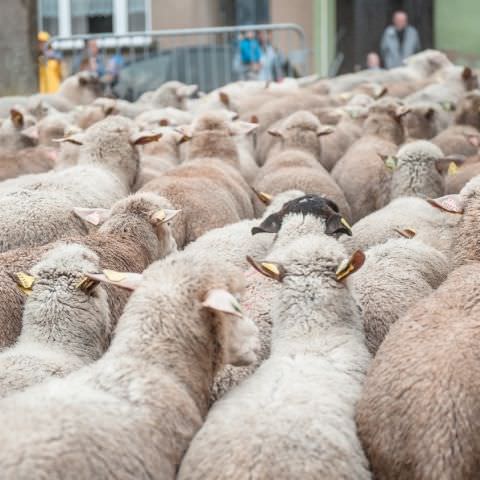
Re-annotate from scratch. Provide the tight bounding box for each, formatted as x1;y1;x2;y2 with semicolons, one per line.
341;218;352;230
15;272;35;295
76;277;98;291
385;156;397;170
152;210;166;222
448;162;459;175
336;260;354;281
104;270;127;283
261;262;280;277
258;191;273;204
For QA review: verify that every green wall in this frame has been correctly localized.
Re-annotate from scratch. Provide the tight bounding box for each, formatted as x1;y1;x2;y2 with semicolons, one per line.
435;0;480;59
313;0;336;76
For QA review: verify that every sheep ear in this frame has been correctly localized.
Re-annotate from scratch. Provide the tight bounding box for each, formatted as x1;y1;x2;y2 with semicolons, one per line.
158;118;170;126
219;91;230;107
103;102;117;116
202;289;243;317
52;133;84;145
435;156;466;175
13;272;36;295
251;212;282;235
73;207;112;226
176;84;198;98
425;108;435;119
85;270;143;291
427;195;464;214
467;135;480;147
202;288;259;367
151;208;181;224
317;125;334;136
231;121;257;136
325;215;352;237
175;125;193;143
130;131;163;145
267;129;283;138
251;187;273;205
462;66;473;80
395;106;411;119
250;115;259;124
336;250;365;281
379;153;398;170
373;84;388;99
10;108;24;128
246;256;285;282
21;125;39;141
394;228;416;239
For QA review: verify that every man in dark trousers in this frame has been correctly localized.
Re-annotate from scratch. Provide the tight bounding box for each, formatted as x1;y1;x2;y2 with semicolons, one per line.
380;10;421;69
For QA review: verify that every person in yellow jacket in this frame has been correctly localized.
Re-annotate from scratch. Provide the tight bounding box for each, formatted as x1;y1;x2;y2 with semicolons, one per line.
38;31;64;93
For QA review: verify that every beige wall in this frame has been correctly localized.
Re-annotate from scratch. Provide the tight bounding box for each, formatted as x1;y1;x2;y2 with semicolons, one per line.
270;0;314;73
151;0;222;30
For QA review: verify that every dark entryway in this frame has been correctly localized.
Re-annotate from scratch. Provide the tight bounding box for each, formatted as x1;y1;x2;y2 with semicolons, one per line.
336;0;434;73
219;0;270;26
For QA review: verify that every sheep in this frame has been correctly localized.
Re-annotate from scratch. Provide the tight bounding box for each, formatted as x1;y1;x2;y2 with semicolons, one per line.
94;97;149;120
386;140;458;200
342;196;460;259
0;243;112;397
27;71;103;112
0;145;57;181
356;261;480;480
0;116;153;251
0;107;37;149
332;98;409;221
0;252;260;480
212;194;353;401
401;102;450;140
445;155;480;194
137;80;198;109
432;124;480;157
346;237;449;355
19;111;72;147
135;106;194;128
179;234;371;480
135;129;184;189
428;175;480;267
253;110;351;220
182;190;305;269
0;192;178;349
455;89;480;129
405;65;478;106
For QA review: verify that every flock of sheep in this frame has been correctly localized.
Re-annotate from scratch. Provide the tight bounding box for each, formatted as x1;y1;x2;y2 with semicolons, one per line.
0;48;479;479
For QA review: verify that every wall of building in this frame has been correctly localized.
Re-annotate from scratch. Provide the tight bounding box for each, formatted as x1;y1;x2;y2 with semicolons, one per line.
0;0;38;95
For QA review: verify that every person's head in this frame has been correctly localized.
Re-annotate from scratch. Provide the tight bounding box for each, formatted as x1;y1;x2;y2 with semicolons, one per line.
392;10;408;30
87;39;99;56
37;31;50;52
246;31;255;40
367;52;381;69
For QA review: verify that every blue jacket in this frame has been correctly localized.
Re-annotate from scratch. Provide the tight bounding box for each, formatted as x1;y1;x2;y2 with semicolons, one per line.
239;38;261;65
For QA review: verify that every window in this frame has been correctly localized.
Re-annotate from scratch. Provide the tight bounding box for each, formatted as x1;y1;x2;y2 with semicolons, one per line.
39;0;59;36
128;0;146;32
71;0;114;35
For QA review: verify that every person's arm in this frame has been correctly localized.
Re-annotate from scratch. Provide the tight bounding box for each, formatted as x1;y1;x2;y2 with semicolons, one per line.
414;28;421;53
380;28;390;68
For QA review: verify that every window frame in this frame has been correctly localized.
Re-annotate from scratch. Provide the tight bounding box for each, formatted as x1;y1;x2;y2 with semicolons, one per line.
38;0;152;48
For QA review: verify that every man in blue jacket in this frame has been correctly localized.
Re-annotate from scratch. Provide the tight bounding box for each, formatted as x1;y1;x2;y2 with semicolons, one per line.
239;31;261;79
380;11;421;69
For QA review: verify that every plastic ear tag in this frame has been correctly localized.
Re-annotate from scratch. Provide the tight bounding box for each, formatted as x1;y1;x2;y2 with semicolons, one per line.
384;156;397;170
152;210;166;222
448;162;459;175
341;218;352;230
261;262;280;277
76;277;97;291
336;259;354;281
15;272;35;295
104;270;127;283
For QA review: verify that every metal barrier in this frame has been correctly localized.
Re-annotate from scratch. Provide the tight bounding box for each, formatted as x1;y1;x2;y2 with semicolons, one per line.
48;23;308;100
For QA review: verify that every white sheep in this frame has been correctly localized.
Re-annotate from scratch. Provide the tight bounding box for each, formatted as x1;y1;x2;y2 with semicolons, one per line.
0;116;160;251
0;243;111;397
0;251;260;479
179;234;371;480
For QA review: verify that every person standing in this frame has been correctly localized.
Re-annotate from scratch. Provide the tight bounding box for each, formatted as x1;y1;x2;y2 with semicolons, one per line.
380;10;421;69
239;31;261;80
38;31;63;93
